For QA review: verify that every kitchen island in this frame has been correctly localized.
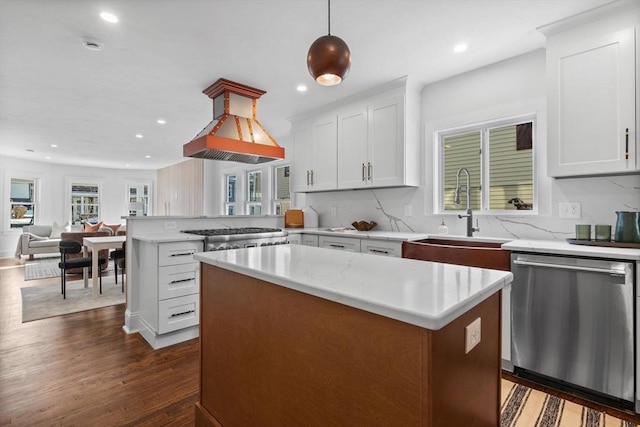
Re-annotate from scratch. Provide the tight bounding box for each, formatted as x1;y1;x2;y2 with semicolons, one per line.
194;245;513;427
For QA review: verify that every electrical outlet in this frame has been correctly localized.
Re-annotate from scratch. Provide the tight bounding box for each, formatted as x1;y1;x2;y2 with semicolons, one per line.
331;206;337;217
404;204;412;217
559;202;581;219
465;317;481;354
164;221;177;230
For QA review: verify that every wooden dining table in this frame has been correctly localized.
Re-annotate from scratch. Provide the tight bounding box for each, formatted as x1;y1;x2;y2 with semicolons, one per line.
82;235;126;298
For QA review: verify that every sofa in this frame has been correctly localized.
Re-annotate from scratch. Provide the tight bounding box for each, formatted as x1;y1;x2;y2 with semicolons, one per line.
16;223;125;261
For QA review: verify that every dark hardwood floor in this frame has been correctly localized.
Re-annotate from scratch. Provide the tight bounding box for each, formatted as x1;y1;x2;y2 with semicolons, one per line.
0;257;199;426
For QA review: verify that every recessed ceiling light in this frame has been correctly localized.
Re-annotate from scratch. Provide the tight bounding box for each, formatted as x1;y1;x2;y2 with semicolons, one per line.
50;144;58;148
100;12;118;23
296;85;307;92
135;134;144;138
453;43;468;53
145;155;151;159
125;164;131;167
156;119;166;124
45;156;51;160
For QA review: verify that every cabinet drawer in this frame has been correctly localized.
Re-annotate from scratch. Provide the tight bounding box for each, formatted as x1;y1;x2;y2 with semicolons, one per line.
319;235;360;252
159;263;199;300
361;240;401;257
158;241;202;266
302;234;319;247
158;293;199;334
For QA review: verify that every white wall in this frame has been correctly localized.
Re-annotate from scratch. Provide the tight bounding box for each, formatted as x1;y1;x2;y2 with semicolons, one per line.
1;156;155;258
302;49;640;239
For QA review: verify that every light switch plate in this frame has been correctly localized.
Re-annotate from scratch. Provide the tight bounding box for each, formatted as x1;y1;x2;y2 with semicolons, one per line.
465;317;481;354
404;205;412;217
164;221;177;230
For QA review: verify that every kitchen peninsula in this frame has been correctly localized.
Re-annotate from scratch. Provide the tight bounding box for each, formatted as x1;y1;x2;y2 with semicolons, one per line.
194;245;513;426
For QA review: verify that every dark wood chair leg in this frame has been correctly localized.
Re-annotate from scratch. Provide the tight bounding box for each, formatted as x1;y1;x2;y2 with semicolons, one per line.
114;263;118;284
99;267;102;294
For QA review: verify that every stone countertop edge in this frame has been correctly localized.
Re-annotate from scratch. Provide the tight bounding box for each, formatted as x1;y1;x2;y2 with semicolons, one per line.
502;239;640;261
195;245;512;331
133;233;205;243
285;228;432;241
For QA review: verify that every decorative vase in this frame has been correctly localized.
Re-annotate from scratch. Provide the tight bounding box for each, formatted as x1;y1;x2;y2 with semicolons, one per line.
614;211;640;243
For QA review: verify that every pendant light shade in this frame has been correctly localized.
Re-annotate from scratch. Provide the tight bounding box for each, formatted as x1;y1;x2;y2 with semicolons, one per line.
307;0;351;86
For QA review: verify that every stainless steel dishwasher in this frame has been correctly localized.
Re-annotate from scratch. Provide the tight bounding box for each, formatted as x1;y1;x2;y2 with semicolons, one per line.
511;252;635;408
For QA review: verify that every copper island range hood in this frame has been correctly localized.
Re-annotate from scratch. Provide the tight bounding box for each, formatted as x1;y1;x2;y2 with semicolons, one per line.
183;78;285;164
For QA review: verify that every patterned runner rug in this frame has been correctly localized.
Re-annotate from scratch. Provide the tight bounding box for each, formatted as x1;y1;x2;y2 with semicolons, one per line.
21;279;125;322
501;379;638;426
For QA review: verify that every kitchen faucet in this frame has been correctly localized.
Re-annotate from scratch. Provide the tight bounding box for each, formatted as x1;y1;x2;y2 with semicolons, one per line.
454;167;480;237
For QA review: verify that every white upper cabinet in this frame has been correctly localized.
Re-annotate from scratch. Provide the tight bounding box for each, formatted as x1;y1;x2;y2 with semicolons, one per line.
336;104;368;188
291;76;421;193
542;3;638;177
292;114;338;192
337;93;410;189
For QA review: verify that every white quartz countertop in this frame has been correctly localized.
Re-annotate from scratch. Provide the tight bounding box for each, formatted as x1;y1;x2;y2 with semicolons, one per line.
195;245;512;330
502;239;640;261
133;233;205;243
286;228;431;241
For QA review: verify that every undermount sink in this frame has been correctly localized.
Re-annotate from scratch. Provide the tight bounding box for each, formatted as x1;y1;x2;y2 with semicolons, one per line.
402;238;511;271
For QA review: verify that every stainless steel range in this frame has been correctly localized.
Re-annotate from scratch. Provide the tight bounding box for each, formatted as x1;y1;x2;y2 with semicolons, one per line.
182;227;289;251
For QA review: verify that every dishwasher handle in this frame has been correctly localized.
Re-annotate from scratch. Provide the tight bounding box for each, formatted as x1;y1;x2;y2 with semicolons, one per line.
513;259;626;276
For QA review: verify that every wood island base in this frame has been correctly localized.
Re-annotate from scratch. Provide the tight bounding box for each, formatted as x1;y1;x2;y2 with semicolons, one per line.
196;264;502;427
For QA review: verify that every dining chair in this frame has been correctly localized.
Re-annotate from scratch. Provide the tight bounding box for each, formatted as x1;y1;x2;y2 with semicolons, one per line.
110;241;126;291
58;239;106;299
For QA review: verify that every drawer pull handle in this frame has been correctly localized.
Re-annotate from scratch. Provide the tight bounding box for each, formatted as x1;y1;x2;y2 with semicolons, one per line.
329;244;345;248
370;249;389;254
169;278;194;285
170;251;194;257
170;309;196;318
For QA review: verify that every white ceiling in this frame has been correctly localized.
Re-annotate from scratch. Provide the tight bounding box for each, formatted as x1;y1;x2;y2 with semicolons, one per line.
0;0;614;170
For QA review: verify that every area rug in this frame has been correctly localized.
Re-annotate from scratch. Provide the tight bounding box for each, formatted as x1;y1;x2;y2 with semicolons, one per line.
21;280;125;322
24;259;61;281
501;379;638;426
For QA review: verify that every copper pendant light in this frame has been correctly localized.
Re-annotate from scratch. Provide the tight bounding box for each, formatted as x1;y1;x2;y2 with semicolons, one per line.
307;0;351;86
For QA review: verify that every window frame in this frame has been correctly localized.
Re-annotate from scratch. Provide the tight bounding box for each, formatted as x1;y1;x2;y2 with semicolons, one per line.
8;176;39;229
434;113;538;215
225;174;238;215
246;169;263;216
272;164;291;215
66;177;103;225
126;181;152;217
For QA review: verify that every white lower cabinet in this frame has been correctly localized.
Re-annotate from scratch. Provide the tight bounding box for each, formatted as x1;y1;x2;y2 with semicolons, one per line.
288;234;319;246
137;239;202;349
319;235;361;252
301;234;319;247
361;240;401;257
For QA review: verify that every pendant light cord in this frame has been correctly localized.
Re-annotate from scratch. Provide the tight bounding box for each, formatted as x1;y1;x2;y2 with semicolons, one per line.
327;0;331;35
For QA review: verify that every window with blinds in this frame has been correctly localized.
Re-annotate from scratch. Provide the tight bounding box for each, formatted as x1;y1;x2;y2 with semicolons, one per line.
440;117;534;213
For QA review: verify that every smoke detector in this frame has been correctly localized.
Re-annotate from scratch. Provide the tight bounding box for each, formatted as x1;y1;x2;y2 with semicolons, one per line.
81;37;104;51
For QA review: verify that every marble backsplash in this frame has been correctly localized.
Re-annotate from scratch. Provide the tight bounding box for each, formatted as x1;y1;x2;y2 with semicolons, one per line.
302;174;640;241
